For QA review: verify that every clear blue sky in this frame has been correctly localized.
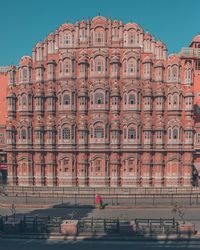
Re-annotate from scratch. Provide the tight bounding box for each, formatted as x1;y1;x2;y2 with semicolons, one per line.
1;0;200;65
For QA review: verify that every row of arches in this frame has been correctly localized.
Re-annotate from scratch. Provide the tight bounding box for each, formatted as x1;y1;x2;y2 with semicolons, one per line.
8;91;193;113
7;124;193;145
15;63;193;84
14;153;191;186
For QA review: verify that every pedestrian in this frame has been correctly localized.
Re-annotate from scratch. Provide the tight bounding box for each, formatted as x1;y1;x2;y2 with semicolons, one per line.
95;194;103;209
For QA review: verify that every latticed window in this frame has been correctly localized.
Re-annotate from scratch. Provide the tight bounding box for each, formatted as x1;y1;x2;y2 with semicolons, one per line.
128;32;136;44
65;33;71;45
128;128;136;139
168;95;172;106
63;159;69;172
64;61;71;73
144;63;151;75
95;32;104;45
167;67;171;81
156;131;162;139
28;127;31;140
62;127;70;140
94;126;104;138
173;128;178;140
95;92;104;104
144;131;151;139
185;69;192;84
22;68;28;81
173;94;178;106
95;60;104;73
22;95;27;106
128;61;136;74
168;128;172;140
172;66;178;81
96;160;101;171
186;131;192;139
128;94;136;105
63;94;70;105
123;61;127;73
185;97;192;107
21;129;26;140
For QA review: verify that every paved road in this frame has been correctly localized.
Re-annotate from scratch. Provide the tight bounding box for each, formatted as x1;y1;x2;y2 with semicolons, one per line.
1;193;200;207
1;206;200;229
0;238;200;250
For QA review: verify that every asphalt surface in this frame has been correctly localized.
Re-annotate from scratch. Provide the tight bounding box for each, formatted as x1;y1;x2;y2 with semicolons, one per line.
1;206;200;229
1;194;200;207
0;238;200;250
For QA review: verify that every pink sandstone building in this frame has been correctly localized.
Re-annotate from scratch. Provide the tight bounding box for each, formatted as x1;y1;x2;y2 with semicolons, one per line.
3;16;200;187
0;67;8;182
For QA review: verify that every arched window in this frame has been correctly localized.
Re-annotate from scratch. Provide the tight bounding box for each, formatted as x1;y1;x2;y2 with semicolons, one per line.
144;63;151;78
124;94;127;105
62;127;70;140
173;94;178;106
80;28;87;42
167;67;171;81
168;128;172;140
95;92;104;104
94;126;104;138
185;69;192;84
59;61;63;75
65;33;71;45
128;127;136;140
95;32;104;45
63;94;70;105
95;58;104;73
64;61;71;74
128;94;136;105
90;59;94;72
155;67;163;81
171;65;179;81
123;61;127;73
128;59;137;74
173;128;178;140
123;32;127;45
168;95;172;107
63;159;69;172
22;95;27;107
21;129;26;140
22;67;28;81
128;32;136;45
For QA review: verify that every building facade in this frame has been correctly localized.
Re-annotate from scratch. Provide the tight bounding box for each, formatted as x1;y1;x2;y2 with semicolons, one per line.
5;16;196;187
0;67;9;183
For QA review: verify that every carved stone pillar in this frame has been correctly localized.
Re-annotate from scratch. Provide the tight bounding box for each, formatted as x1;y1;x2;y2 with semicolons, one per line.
110;153;120;187
141;152;152;187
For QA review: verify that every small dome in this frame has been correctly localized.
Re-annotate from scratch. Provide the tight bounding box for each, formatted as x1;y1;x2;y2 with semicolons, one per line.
19;55;32;66
191;34;200;43
9;65;16;71
92;15;107;23
124;22;142;31
156;40;163;46
144;32;152;40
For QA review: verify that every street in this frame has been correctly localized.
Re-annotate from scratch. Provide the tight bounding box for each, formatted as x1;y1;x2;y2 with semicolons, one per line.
0;238;200;250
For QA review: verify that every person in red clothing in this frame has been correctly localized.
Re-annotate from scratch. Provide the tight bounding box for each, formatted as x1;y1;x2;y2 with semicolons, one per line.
95;194;103;209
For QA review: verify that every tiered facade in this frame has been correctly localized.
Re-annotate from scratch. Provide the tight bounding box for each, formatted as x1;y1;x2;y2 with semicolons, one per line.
6;16;195;187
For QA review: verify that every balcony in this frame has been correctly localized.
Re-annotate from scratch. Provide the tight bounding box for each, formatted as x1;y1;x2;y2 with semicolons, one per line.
180;48;200;58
